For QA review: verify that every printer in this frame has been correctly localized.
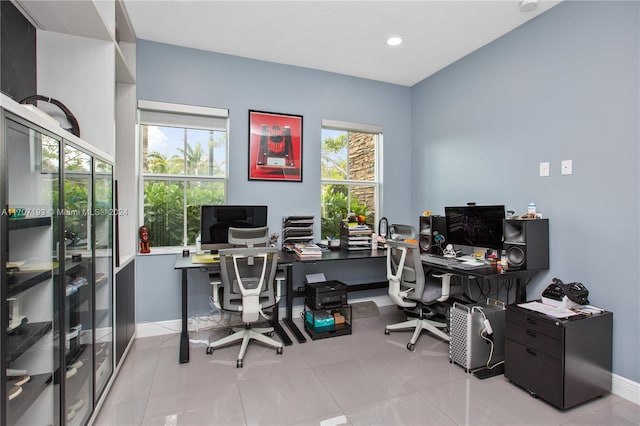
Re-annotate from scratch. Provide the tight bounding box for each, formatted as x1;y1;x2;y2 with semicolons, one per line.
304;274;348;310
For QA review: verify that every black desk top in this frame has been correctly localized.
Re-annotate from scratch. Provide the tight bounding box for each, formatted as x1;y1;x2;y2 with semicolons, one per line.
175;248;387;269
421;259;541;280
174;254;220;269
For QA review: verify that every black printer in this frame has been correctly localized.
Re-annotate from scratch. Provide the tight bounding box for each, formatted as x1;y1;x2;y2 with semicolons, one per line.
305;280;348;310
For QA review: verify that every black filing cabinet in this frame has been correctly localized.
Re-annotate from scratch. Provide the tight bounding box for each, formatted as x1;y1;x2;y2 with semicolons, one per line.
504;304;612;409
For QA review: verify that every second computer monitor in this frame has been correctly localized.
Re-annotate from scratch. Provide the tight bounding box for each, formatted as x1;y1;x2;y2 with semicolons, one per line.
200;205;268;252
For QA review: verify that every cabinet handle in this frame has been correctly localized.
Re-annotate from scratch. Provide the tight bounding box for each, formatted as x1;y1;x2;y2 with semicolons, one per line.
526;330;537;338
526;348;537;356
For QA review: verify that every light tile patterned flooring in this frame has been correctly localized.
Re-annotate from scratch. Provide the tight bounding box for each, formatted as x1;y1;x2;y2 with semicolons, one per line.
95;306;639;425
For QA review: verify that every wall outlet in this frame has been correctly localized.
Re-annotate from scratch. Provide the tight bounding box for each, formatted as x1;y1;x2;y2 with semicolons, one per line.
561;160;572;175
539;162;550;177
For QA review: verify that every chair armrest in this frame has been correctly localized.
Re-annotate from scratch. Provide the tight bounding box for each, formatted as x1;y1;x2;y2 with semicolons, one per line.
275;271;285;303
209;273;222;310
432;272;453;302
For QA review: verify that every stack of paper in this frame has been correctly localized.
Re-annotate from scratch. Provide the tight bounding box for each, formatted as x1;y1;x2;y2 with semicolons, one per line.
293;243;323;258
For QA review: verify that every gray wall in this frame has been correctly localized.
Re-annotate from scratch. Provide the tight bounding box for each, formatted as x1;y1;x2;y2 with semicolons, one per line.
135;41;412;319
411;1;639;382
137;39;413;233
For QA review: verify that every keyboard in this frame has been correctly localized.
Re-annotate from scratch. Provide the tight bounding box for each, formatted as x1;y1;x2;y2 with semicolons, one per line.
421;253;490;270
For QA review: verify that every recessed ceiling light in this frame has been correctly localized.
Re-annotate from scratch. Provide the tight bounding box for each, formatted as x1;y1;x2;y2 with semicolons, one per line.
387;36;402;46
519;0;538;13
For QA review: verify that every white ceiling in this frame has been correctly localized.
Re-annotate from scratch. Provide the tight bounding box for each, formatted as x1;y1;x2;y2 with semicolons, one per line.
124;0;560;87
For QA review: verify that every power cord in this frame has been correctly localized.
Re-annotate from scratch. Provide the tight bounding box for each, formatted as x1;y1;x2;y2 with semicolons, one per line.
476;307;504;370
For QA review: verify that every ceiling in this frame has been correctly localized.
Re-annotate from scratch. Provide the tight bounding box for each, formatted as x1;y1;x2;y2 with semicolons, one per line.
124;0;560;87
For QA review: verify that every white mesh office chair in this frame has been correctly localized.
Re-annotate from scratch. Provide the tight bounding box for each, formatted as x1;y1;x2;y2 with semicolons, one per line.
207;247;283;367
385;226;459;350
228;226;269;248
227;225;285;294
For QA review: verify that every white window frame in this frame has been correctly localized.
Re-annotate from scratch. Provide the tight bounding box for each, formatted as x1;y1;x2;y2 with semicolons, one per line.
137;100;229;247
320;119;383;233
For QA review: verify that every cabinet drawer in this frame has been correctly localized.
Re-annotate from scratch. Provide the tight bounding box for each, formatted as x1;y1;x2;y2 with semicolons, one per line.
505;338;563;407
506;306;564;340
505;322;563;360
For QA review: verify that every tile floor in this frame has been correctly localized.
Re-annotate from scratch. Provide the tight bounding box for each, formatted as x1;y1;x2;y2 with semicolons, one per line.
94;306;639;426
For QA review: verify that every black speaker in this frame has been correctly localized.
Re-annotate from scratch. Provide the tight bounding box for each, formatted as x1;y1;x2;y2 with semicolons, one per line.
419;215;446;254
503;219;549;270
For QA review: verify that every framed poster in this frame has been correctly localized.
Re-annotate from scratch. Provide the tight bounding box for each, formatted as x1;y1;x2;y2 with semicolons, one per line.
248;110;303;182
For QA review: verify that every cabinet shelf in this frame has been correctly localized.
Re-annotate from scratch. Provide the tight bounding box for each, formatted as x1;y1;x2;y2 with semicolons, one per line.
7;321;53;363
7;269;53;298
8;216;52;230
7;373;53;426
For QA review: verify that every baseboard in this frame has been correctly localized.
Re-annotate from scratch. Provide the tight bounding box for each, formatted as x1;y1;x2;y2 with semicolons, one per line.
135;307;292;338
612;373;640;405
136;319;182;338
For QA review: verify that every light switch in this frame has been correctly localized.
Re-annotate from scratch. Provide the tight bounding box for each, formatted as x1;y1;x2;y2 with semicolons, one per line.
539;162;550;177
561;160;572;175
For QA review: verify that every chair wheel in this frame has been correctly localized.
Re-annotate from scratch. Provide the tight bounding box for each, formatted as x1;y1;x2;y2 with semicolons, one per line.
384;328;390;335
206;347;213;355
276;347;283;355
236;360;243;368
407;343;416;351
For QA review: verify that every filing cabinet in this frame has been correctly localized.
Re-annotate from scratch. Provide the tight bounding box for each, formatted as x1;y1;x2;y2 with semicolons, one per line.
504;304;612;409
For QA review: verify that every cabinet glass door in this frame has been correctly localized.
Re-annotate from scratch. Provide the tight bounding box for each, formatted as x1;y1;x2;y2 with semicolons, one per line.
93;159;113;402
4;118;61;426
63;145;93;425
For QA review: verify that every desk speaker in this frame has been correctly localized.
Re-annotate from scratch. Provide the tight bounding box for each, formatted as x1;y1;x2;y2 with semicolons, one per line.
419;215;446;254
503;219;549;270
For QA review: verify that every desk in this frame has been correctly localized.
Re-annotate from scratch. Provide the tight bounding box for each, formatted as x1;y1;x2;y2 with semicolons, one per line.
421;259;541;303
278;249;388;343
174;254;293;363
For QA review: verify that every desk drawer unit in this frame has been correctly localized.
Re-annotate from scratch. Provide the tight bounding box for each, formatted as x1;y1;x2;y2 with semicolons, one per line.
504;304;612;409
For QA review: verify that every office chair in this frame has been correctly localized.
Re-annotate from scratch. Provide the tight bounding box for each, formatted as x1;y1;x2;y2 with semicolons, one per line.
207;247;283;367
227;225;285;291
384;227;457;350
228;226;269;248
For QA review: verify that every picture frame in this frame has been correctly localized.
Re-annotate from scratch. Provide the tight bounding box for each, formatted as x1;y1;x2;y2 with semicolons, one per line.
248;110;303;182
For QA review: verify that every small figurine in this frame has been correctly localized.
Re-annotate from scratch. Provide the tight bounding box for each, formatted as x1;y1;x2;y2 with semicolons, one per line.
269;232;279;247
139;226;151;254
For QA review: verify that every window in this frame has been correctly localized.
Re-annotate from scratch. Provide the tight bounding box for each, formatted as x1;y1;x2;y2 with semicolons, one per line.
320;119;382;239
139;101;228;247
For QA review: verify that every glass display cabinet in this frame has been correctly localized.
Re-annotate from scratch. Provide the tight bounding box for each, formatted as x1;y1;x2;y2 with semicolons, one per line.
1;95;115;425
3;116;62;426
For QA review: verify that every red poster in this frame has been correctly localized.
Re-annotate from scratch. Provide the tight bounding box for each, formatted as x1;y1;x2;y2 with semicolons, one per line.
248;110;303;182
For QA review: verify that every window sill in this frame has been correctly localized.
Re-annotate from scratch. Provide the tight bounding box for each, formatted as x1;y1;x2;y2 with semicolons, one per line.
137;246;193;256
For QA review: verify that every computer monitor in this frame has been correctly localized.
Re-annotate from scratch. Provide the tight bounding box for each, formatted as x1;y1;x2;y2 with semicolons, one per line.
444;205;505;251
200;205;268;252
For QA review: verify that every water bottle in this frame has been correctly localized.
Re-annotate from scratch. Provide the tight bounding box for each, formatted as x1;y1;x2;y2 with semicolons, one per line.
196;233;202;254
